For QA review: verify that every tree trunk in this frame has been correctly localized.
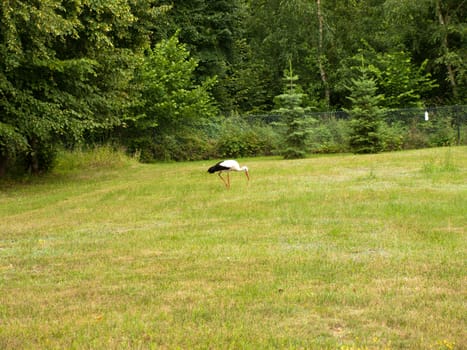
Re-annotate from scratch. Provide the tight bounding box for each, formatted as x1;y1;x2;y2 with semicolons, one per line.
0;154;8;178
316;0;330;106
28;137;40;174
435;0;458;100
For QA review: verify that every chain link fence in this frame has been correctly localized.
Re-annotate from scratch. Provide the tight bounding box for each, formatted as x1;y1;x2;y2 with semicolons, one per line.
246;105;467;150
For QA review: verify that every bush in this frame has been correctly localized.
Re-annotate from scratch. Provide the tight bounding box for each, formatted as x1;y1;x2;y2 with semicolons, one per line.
152;133;215;161
121;126;217;162
402;115;458;149
379;122;406;152
426;116;457;147
216;117;279;158
8;141;59;176
310;118;351;153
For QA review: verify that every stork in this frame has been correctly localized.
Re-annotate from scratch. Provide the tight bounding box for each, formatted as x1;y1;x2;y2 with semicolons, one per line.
208;160;249;188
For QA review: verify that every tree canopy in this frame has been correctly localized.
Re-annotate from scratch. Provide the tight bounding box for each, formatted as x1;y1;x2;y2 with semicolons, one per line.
0;0;465;175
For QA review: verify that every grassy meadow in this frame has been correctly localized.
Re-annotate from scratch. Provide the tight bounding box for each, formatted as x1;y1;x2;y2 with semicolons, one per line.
0;146;466;349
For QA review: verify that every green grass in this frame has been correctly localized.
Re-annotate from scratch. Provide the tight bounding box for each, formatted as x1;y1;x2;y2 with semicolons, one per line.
1;147;466;349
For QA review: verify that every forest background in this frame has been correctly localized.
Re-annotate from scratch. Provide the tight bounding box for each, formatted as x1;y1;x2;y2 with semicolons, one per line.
0;0;466;176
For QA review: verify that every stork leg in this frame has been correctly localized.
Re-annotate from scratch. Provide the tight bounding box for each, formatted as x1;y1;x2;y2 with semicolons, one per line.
227;173;230;189
218;172;229;188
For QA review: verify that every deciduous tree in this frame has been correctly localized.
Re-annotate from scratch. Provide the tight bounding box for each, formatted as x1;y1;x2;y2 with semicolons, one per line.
0;0;162;175
123;35;217;161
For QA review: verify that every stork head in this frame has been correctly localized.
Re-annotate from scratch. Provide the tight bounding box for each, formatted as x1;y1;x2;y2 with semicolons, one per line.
242;166;250;181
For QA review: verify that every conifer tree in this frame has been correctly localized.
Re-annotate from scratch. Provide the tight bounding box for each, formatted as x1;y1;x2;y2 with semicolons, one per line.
274;61;314;159
345;71;386;154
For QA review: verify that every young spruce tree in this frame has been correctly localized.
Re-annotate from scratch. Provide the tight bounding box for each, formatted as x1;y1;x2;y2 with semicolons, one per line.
345;71;386;154
274;62;314;159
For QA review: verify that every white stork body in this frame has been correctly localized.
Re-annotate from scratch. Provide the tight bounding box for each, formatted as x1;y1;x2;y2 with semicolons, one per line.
208;160;249;188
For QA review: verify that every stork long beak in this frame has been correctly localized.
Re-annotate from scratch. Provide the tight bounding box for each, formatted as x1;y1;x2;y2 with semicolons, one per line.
245;170;250;181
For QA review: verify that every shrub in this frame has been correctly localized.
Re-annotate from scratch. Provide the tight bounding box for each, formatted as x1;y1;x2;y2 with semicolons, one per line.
216;116;279;158
9;140;58;176
379;122;406;152
402;115;458;149
310;118;351;153
152;133;215;161
426;116;457;146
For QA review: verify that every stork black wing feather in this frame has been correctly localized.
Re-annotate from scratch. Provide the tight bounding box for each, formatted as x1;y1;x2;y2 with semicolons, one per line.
208;162;230;173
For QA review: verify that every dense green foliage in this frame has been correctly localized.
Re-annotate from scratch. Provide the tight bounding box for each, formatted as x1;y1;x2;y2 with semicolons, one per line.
120;36;217;161
0;0;466;175
0;0;159;174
